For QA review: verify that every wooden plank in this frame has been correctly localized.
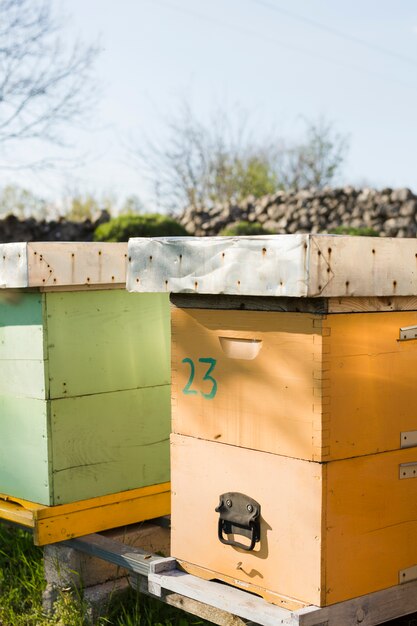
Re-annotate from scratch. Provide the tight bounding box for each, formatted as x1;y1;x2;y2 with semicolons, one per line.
50;386;170;504
0;498;37;528
171;294;328;313
171;307;324;461
328;296;417;313
45;290;170;398
0;292;45;360
297;580;417;626
65;532;169;576
0;358;48;399
27;242;127;288
172;294;417;314
0;396;51;504
0;242;28;288
171;434;323;607
135;577;254;626
146;570;299;626
324;310;417;460
324;446;417;605
34;482;170;545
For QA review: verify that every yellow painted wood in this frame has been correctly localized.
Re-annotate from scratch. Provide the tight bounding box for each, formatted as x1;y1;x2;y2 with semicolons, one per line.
171;307;323;461
171;434;323;606
0;482;170;545
324;448;417;604
171;435;417;606
172;307;417;461
322;311;417;460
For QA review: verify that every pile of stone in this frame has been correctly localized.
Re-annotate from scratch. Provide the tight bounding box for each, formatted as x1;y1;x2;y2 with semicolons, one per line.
0;210;110;243
179;187;417;238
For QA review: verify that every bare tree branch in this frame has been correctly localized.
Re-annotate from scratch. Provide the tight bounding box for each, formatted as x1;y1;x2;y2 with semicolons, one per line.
0;0;100;169
131;103;349;212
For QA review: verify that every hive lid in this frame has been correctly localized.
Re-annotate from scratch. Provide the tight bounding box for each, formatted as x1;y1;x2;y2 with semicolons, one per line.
0;242;127;289
127;234;417;298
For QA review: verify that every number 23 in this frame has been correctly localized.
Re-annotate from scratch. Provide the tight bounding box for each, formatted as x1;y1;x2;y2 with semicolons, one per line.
182;357;218;400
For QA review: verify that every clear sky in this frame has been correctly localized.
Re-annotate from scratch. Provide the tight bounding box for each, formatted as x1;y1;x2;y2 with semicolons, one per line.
6;0;417;209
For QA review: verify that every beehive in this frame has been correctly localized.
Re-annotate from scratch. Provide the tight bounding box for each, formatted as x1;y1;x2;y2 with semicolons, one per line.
128;234;417;607
0;242;170;530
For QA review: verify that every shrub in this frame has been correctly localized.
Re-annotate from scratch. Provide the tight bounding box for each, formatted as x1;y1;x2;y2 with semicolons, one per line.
93;213;188;242
219;221;273;236
328;226;379;237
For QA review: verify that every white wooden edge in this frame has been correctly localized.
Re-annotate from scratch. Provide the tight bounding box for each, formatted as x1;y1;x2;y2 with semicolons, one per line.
0;242;128;289
0;242;28;288
147;568;312;626
147;560;417;626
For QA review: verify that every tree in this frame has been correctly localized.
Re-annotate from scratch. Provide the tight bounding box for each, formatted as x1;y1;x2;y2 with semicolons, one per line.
279;118;349;190
134;103;281;212
0;184;48;217
133;103;349;212
62;191;115;221
0;0;99;169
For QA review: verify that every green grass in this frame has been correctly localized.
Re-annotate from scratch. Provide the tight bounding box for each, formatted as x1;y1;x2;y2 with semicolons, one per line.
2;522;417;626
0;523;208;625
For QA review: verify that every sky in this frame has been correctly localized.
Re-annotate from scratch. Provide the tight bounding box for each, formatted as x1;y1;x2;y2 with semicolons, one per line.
4;0;417;210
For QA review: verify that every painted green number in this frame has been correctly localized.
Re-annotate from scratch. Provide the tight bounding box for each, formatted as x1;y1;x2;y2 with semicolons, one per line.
182;358;198;395
182;357;218;399
199;357;218;399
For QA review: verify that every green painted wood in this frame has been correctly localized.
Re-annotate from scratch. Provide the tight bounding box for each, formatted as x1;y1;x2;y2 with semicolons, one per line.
45;291;170;399
50;385;170;504
0;396;51;504
0;292;45;361
0;359;47;399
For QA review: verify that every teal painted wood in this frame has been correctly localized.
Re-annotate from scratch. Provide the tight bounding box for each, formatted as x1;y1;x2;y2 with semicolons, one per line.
0;359;47;399
0;396;51;504
50;385;170;503
0;292;48;399
45;291;170;399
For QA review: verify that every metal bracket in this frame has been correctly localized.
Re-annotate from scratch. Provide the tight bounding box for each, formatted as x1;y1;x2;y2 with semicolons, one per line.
401;431;417;449
399;462;417;479
400;564;417;584
399;326;417;341
215;492;261;551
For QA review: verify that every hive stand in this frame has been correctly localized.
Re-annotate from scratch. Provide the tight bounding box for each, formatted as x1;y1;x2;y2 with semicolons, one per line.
63;535;417;626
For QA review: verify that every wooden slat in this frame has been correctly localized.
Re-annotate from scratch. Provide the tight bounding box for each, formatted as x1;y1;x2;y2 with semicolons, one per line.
50;386;170;504
34;483;170;545
328;296;417;313
27;242;128;288
171;307;323;461
0;397;51;504
171;434;323;607
147;570;297;626
170;294;328;313
0;483;170;545
45;290;170;399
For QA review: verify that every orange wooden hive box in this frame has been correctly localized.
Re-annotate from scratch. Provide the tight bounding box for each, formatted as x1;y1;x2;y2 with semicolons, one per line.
127;234;417;608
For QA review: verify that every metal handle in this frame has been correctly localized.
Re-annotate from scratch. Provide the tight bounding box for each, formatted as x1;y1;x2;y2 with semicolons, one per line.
217;519;259;551
215;492;261;552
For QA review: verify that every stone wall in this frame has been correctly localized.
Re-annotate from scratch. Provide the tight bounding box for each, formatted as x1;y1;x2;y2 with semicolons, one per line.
2;188;417;241
179;187;417;237
0;210;110;243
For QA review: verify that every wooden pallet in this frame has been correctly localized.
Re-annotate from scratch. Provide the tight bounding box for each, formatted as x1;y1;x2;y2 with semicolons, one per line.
64;533;417;626
0;483;170;545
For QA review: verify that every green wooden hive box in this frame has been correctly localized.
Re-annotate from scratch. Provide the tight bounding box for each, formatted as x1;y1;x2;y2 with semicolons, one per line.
0;242;170;508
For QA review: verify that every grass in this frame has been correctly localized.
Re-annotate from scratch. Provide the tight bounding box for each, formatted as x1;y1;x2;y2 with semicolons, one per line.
2;522;417;626
0;523;208;625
